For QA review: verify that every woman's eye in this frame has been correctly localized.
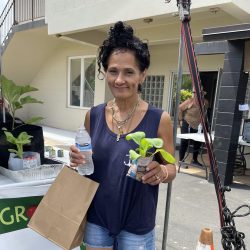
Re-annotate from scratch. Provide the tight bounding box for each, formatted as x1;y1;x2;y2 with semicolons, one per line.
108;70;118;75
126;71;134;75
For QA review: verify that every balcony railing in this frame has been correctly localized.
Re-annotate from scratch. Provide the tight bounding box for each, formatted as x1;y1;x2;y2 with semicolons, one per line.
0;0;45;46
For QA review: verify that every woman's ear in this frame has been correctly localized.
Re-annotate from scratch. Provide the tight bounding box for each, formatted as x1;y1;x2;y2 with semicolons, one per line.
141;69;148;83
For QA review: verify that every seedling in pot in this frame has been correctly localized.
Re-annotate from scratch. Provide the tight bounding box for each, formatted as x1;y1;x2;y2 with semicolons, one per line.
125;131;175;163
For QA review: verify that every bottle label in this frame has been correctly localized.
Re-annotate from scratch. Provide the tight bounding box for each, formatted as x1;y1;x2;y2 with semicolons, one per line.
76;143;92;151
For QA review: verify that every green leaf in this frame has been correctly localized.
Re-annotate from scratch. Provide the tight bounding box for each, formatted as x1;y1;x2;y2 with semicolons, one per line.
20;96;43;105
4;131;16;144
154;149;176;163
139;138;153;157
25;116;44;125
144;138;163;148
17;132;33;144
125;131;145;145
8;149;18;154
19;85;39;95
13;101;23;110
129;150;141;161
3;131;33;159
125;131;175;164
0;75;43;130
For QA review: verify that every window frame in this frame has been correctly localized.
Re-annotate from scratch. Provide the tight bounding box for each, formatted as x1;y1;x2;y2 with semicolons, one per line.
67;55;96;109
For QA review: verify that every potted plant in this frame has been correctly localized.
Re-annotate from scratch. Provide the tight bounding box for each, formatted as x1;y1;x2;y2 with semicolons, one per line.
0;75;44;168
3;130;41;170
125;131;175;181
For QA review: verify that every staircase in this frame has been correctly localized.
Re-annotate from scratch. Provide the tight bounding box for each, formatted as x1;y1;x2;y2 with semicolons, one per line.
0;0;45;51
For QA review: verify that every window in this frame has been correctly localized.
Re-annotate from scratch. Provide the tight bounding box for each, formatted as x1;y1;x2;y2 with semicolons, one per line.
68;56;96;108
141;75;164;108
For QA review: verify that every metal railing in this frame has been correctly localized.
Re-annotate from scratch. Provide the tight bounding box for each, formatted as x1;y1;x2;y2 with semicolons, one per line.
0;0;45;46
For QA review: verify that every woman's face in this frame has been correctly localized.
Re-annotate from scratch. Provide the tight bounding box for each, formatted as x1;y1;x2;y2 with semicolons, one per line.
105;50;147;100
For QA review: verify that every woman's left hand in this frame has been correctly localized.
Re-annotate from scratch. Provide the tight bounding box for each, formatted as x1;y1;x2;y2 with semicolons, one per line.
141;161;168;185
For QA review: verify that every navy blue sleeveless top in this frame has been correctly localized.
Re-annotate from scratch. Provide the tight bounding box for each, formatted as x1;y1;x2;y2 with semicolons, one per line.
87;103;163;236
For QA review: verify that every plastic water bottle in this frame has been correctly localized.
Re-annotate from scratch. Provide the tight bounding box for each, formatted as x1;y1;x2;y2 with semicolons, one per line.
198;123;202;134
75;126;94;175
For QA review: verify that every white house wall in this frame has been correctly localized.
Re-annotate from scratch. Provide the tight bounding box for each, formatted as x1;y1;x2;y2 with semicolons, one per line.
136;11;240;45
45;0;176;35
2;27;60;84
5;38;223;131
27;40;102;131
45;0;249;35
22;41;223;131
2;1;247;131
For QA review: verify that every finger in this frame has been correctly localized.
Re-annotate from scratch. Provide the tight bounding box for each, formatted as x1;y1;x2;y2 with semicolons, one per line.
142;162;160;181
69;162;78;168
144;174;161;185
70;145;80;153
146;161;158;171
142;170;161;184
72;158;86;165
142;170;157;182
69;150;85;165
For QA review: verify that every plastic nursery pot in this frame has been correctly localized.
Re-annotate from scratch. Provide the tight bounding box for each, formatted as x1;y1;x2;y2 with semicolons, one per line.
8;152;41;171
127;156;152;182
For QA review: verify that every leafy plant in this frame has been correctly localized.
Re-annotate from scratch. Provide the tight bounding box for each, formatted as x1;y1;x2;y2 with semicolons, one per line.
180;89;192;102
0;75;43;130
125;131;176;163
3;130;33;159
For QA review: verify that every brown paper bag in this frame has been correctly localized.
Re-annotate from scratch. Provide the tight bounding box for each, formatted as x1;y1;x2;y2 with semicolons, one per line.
28;166;99;250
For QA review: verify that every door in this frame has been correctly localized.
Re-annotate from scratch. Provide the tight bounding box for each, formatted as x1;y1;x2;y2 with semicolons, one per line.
169;71;219;127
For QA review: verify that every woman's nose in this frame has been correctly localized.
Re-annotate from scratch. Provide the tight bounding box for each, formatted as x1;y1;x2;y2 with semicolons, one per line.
115;72;125;84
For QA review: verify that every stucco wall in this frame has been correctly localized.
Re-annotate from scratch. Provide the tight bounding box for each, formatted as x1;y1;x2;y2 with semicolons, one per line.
20;41;224;131
45;0;239;35
26;40;102;131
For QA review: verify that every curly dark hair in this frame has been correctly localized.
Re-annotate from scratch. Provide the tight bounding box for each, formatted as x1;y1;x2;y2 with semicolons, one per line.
97;21;150;76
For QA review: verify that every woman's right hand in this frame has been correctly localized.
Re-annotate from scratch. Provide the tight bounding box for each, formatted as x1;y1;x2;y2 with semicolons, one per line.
69;145;85;168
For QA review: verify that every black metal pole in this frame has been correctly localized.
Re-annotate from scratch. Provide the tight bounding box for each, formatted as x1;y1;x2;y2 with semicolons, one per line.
161;31;184;250
161;1;191;248
32;0;34;21
13;0;16;25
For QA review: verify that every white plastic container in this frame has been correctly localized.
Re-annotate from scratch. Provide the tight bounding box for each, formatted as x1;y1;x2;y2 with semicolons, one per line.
8;152;41;171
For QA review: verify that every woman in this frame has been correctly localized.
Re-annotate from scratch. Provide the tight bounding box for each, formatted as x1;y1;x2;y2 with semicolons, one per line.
178;92;208;166
69;21;176;250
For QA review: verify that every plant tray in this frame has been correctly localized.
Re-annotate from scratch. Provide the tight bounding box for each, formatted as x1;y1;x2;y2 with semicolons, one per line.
0;164;64;182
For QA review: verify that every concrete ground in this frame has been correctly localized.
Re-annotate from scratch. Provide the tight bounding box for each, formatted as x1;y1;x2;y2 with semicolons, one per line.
156;171;250;250
43;126;250;250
